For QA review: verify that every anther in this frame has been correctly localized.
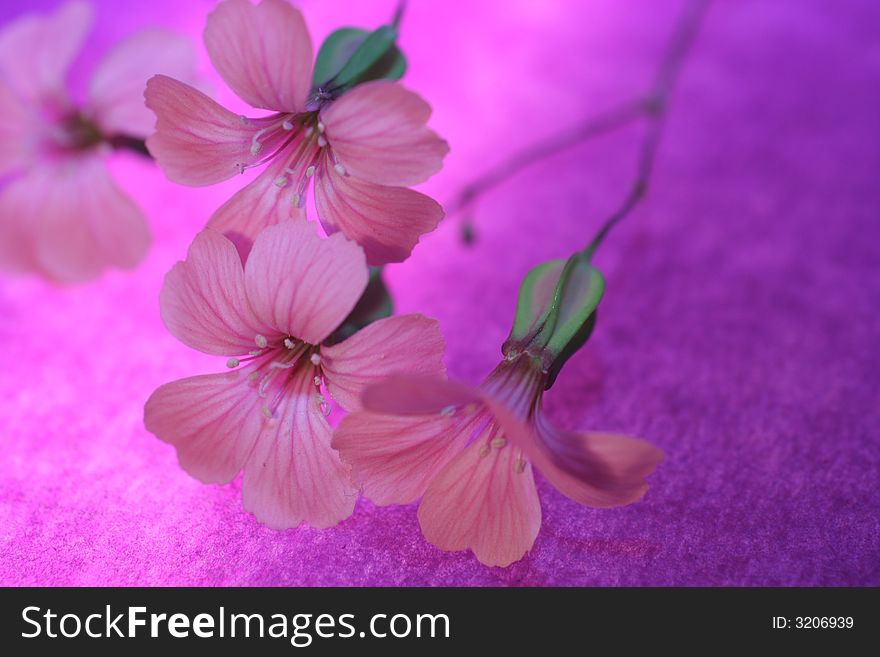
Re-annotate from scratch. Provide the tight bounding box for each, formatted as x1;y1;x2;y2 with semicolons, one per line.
282;119;294;131
491;437;506;449
305;165;316;177
317;135;327;148
274;176;288;188
247;372;260;382
291;193;301;207
283;338;296;350
334;163;346;176
226;358;240;368
317;122;325;133
440;405;455;416
310;353;321;366
261;406;273;419
515;459;527;474
479;445;490;458
313;375;322;387
255;334;268;349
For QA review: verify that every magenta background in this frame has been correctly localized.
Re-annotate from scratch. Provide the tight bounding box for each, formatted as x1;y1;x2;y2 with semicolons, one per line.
1;0;878;586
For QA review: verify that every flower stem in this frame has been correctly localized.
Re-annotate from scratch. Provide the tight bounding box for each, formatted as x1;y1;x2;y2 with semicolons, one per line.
448;0;711;249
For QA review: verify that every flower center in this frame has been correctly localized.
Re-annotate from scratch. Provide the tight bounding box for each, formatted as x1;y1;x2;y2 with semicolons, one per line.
47;112;104;154
238;111;348;210
226;333;327;420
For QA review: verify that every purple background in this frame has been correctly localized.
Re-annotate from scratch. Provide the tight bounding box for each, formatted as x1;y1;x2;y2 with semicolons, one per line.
1;0;878;585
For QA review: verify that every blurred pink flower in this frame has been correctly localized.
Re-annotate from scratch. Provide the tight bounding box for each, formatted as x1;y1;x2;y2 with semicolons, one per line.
144;219;445;529
145;0;448;266
334;354;663;567
0;1;197;282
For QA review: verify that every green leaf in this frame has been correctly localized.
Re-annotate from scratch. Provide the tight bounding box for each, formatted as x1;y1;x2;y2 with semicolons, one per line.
505;253;605;386
333;25;398;88
312;27;370;89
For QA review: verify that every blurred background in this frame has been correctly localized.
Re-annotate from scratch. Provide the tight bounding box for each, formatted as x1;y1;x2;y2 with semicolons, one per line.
0;0;877;585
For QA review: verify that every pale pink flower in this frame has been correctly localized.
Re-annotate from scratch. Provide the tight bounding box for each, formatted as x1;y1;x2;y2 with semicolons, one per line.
0;1;198;282
334;353;663;567
144;219;445;529
144;0;448;266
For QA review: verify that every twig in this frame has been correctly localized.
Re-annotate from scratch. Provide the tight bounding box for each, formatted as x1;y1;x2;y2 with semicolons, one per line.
447;0;711;249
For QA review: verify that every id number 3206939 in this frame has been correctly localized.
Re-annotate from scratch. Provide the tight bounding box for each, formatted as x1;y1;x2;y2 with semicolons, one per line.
772;617;854;629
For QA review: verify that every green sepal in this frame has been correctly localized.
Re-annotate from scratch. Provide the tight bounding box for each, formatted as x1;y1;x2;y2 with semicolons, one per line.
325;267;394;345
505;252;605;384
312;25;407;97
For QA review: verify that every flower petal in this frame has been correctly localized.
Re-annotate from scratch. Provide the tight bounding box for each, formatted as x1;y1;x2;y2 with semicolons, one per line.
244;219;367;344
322;314;446;411
0;1;92;104
207;153;307;248
160;228;271;356
0;174;41;275
491;401;664;508
145;75;264;186
321;81;448;186
418;438;542;567
333;411;467;505
314;170;443;266
361;375;482;415
0;157;150;283
242;368;356;529
144;370;263;484
204;0;312;111
89;30;198;139
0;79;33;175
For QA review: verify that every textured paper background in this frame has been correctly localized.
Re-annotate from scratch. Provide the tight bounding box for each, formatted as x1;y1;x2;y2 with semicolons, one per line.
1;0;878;585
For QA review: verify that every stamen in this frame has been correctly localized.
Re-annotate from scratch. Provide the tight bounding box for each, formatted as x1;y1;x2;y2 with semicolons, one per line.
261;406;273;419
250;126;271;156
479;444;491;458
491;437;506;449
283;338;296;350
305;165;316;178
247;372;260;382
249;349;263;357
440;405;456;416
317;135;327;148
313;375;322;387
291;193;301;207
282;119;294;131
334;163;346;176
239;115;250;124
317;122;325;133
310;353;321;366
226;358;240;368
255;334;268;349
274;176;288;187
270;361;295;370
515;459;527;474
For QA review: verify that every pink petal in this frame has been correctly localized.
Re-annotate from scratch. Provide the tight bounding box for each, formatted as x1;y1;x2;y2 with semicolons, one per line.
207;154;307;247
145;75;263;186
243;219;367;344
0;157;150;283
321;314;446;411
491;401;664;508
88;30;198;139
144;370;263;484
321;81;448;186
160;228;271;356
418;438;542;567
314;170;443;266
0;79;33;175
361;375;481;415
0;1;92;104
333;411;468;505
242;369;356;529
204;0;312;111
0;174;41;275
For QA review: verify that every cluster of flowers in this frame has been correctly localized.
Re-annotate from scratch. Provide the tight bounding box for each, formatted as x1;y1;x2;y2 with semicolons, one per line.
1;0;661;567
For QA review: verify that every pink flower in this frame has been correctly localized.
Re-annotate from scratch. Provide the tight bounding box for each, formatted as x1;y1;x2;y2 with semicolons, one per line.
333;353;663;567
0;1;198;282
144;219;445;529
144;0;448;266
